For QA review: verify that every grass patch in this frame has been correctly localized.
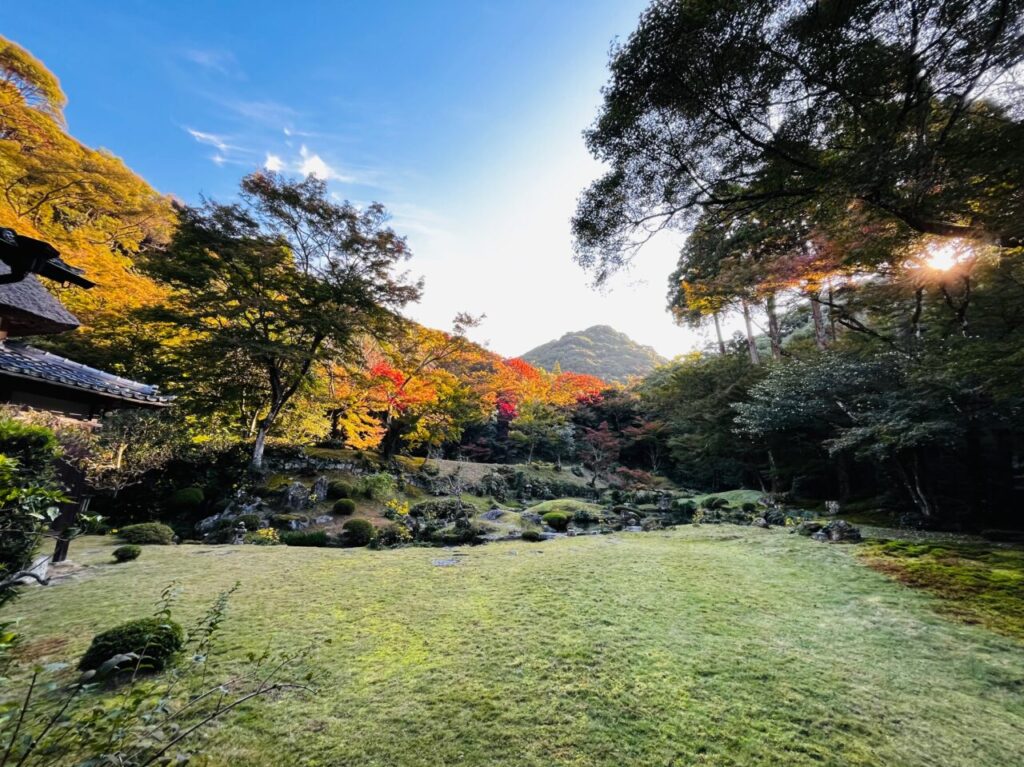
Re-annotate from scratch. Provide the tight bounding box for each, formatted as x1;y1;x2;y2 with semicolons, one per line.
686;488;765;507
527;498;604;516
4;531;1024;766
860;539;1024;640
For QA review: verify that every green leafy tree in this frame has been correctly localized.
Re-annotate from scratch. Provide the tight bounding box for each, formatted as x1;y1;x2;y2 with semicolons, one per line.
574;0;1024;283
146;173;421;469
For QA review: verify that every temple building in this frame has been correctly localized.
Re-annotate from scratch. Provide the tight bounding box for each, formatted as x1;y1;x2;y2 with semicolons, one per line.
0;227;172;417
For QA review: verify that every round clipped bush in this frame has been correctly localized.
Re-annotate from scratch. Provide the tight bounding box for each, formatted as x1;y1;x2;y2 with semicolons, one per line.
342;518;375;547
701;496;729;510
333;498;356;515
118;522;175;545
521;529;543;542
168;487;204;512
542;511;569;532
326;479;353;500
78;617;184;672
235;513;263;531
741;501;758;513
112;545;141;563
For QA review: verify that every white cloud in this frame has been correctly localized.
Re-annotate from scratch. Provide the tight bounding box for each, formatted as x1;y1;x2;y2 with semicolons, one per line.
264;152;285;172
298;145;352;182
186;128;233;152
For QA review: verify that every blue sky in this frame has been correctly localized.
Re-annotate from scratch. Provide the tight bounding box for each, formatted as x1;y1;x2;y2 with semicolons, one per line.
5;1;701;358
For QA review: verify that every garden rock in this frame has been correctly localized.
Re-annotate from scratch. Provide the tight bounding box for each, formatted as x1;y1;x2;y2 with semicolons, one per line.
752;517;769;528
481;508;504;521
284;482;311;511
821;519;862;543
794;521;824;536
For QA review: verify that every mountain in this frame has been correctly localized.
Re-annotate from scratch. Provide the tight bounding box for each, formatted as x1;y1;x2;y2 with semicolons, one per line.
521;325;667;383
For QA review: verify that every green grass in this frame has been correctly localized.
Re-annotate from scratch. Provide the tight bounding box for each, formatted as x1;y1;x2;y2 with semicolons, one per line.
686;488;766;507
526;498;604;516
860;539;1024;640
5;530;1024;766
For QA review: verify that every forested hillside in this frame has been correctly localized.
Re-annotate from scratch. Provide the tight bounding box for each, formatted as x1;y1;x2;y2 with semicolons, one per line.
522;325;666;382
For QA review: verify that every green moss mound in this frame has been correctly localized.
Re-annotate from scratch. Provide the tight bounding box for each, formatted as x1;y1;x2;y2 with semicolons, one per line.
333;498;356;515
78;617;184;672
118;522;175;545
342;518;375;547
112;545;141;563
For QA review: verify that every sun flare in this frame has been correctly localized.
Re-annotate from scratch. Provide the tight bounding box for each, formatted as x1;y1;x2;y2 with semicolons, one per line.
922;239;969;271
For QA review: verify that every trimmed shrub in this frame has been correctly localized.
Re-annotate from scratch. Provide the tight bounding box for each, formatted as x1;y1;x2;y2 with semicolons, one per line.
236;513;263;531
168;487;204;512
374;522;412;548
701;496;729;510
542;512;569;532
521;529;543;542
326;480;353;499
572;507;597;525
741;501;758;513
342;518;375;547
78;617;184;672
112;545;141;563
332;498;356;516
118;523;175;545
280;530;329;547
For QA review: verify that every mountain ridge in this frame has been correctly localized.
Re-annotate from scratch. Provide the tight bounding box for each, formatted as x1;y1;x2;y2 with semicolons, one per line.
521;325;666;383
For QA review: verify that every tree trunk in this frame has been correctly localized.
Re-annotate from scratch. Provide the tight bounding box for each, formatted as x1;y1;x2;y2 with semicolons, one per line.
765;293;782;361
251;422;270;470
712;312;726;355
741;300;760;365
809;293;828;351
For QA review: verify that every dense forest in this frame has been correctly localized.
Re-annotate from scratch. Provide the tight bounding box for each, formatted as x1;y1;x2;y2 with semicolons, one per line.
3;0;1024;537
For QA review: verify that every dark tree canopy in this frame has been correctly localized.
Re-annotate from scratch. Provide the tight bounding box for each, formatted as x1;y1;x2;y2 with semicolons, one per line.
574;0;1024;283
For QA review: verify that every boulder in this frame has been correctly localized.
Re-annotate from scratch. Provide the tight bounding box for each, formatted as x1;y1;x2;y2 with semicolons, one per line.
752;517;769;529
794;521;824;536
822;519;862;543
283;482;311;511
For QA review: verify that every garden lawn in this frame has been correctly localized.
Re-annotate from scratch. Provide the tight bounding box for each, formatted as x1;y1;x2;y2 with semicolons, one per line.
5;528;1024;767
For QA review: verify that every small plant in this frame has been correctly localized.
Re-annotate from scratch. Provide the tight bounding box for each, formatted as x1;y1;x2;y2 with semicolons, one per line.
112;544;141;563
326;479;353;499
342;518;376;546
373;521;412;548
280;530;329;547
119;522;175;545
541;511;569;532
333;498;357;515
572;507;596;525
521;529;543;542
78;616;185;672
741;501;758;513
244;528;280;545
360;472;395;500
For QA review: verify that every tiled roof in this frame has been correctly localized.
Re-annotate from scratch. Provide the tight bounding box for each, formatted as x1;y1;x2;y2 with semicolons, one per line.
0;262;80;337
0;341;173;406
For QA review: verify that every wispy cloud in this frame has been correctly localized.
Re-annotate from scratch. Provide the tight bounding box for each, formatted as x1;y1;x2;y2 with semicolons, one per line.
185;128;236;153
182;48;244;78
